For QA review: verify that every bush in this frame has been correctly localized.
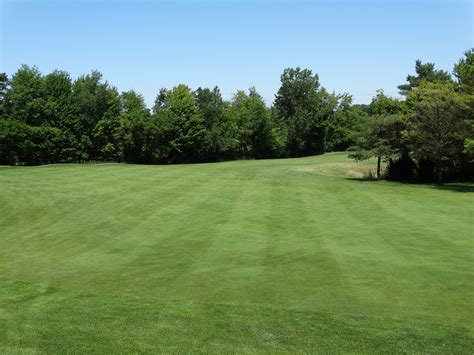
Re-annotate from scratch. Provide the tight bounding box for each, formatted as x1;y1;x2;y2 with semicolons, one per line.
386;154;416;181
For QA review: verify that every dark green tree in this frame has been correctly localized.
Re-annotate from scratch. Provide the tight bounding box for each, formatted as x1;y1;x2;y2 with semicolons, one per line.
350;90;408;179
115;90;156;163
152;88;169;114
398;60;452;95
454;50;474;159
155;85;207;163
0;119;28;164
194;86;234;160
92;87;121;161
71;71;115;160
369;90;406;115
0;73;10;118
406;82;467;183
454;50;474;92
229;88;282;159
9;65;45;126
42;70;73;128
325;94;367;152
350;114;406;179
274;67;338;156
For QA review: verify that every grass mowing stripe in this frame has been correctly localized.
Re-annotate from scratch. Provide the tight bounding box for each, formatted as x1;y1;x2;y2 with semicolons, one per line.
0;152;472;352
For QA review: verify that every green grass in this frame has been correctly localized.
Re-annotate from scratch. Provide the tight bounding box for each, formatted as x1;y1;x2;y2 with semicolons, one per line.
0;153;473;353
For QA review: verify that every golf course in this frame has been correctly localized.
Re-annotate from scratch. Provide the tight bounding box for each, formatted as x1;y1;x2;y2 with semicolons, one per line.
0;152;472;353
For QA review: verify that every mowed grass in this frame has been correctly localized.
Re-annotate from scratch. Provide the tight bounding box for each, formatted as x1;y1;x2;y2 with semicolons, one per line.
0;153;473;353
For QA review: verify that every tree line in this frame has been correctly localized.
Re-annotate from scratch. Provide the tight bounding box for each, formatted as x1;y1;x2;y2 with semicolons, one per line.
0;50;473;183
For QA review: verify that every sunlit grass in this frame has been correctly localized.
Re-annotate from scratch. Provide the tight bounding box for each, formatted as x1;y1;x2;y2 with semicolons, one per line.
1;153;472;353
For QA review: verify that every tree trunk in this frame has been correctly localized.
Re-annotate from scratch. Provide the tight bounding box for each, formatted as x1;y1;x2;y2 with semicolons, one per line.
437;167;443;185
376;155;381;179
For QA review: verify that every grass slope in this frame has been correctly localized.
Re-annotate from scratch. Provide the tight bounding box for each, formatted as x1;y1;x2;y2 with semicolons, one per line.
0;153;473;353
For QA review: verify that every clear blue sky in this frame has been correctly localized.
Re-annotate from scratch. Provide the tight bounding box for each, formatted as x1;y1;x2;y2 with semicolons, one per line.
1;0;472;107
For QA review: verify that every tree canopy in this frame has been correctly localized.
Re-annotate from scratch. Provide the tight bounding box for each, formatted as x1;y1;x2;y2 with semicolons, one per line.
1;51;473;182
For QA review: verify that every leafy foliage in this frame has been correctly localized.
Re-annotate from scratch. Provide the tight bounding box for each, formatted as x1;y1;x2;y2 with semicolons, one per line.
1;51;473;182
406;82;469;182
351;55;473;183
398;60;452;95
274;67;349;156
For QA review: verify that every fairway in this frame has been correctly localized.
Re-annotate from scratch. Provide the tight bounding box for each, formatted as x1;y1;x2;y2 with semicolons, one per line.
0;153;473;353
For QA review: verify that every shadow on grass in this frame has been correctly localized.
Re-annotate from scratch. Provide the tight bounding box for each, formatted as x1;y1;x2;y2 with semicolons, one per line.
433;184;474;193
345;177;380;182
345;177;474;193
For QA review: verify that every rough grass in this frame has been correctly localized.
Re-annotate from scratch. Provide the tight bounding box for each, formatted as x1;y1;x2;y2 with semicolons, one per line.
0;153;473;353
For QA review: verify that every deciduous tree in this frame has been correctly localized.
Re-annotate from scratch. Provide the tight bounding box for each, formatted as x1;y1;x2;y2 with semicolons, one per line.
406;82;467;183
